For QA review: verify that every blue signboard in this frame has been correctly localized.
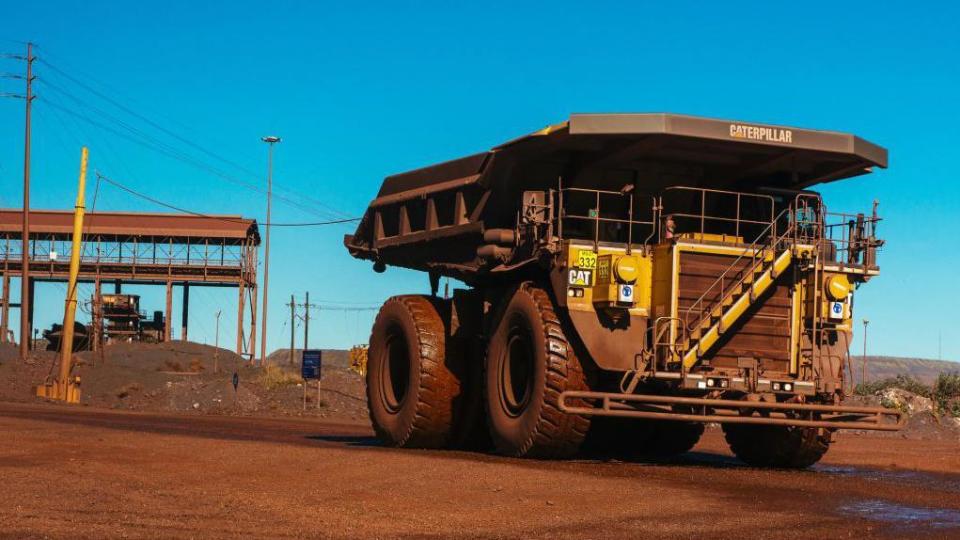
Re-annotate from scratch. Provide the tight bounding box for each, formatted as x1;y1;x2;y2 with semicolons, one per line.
302;349;322;380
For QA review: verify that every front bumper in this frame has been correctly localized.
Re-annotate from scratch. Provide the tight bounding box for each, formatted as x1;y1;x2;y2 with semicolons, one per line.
558;391;905;431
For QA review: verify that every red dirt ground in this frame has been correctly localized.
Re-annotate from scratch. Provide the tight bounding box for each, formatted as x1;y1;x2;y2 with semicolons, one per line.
1;402;959;539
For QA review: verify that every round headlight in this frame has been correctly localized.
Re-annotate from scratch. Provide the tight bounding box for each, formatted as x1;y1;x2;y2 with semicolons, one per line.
825;274;851;301
614;255;640;283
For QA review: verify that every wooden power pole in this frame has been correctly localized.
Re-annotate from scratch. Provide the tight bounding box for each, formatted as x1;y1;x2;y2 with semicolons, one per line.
19;42;35;360
287;294;296;365
300;291;316;350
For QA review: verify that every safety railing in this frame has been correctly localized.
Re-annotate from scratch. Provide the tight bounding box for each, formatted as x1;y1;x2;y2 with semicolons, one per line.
822;210;882;267
660;186;776;243
681;207;794;333
0;238;247;268
784;195;882;267
554;185;657;252
649;316;688;374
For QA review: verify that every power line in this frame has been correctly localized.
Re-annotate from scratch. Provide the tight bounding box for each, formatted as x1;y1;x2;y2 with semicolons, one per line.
95;172;360;227
37;55;356;221
37;90;349;223
38;93;346;222
315;305;379;312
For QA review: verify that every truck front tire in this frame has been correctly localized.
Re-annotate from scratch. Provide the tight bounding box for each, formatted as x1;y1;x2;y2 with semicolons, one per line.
367;295;459;448
484;284;590;458
722;424;831;468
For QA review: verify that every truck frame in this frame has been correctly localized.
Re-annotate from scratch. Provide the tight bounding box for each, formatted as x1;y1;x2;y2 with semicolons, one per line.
346;113;902;467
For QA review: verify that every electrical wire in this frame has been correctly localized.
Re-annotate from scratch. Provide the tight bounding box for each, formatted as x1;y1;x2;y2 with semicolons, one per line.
38;92;350;223
315;305;379;312
95;172;360;227
37;55;357;221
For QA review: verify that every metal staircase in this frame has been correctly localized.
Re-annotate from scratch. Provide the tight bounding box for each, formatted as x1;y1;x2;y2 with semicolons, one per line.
678;212;797;369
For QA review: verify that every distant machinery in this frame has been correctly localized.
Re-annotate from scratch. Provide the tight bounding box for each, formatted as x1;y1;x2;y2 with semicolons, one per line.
40;294;167;350
42;321;92;352
95;294;165;344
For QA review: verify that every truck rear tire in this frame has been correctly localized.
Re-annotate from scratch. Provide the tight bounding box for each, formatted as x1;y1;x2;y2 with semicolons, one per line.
584;419;703;459
722;424;830;468
484;284;590;458
642;421;704;458
367;295;459;448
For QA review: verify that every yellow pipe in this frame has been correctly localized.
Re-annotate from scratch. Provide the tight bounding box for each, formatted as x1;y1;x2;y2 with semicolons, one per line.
54;148;87;402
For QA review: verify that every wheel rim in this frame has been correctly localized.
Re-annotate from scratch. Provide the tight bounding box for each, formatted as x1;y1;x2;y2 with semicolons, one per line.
500;318;534;417
380;329;410;413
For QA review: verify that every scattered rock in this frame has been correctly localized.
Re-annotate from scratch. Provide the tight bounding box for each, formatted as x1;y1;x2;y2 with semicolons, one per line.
878;388;933;415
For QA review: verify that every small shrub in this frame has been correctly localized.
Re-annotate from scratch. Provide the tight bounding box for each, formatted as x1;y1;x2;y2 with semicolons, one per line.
854;375;931;398
258;364;302;390
933;372;960;417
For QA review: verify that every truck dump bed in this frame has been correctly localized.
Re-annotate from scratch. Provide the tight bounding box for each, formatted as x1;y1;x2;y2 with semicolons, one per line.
345;113;886;282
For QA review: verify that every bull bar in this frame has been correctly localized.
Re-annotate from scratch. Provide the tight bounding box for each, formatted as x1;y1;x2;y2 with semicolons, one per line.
558;391;905;431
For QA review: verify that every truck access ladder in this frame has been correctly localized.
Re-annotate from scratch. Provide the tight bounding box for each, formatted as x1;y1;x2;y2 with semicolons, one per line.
679;214;797;369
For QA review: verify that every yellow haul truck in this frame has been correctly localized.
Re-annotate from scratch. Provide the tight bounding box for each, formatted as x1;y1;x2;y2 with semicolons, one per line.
345;113;902;467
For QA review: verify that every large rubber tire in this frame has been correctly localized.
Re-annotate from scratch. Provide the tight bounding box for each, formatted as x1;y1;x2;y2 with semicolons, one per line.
484;283;590;458
722;424;831;468
584;419;703;459
642;421;704;458
366;295;459;448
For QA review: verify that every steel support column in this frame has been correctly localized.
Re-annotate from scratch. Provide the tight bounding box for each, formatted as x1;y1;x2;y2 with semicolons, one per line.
164;281;172;342
236;279;245;355
0;274;8;343
27;278;34;350
92;278;101;352
181;283;189;341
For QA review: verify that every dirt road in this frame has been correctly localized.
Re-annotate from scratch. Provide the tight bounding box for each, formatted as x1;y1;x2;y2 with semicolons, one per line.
1;402;958;539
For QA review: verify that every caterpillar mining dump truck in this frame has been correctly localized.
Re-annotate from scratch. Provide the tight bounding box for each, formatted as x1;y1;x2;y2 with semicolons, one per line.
345;113;903;468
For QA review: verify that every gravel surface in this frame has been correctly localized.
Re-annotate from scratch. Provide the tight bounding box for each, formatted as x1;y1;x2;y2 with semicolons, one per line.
0;402;958;539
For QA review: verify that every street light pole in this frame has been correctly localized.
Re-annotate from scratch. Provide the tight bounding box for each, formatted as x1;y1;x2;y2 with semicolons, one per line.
259;135;280;365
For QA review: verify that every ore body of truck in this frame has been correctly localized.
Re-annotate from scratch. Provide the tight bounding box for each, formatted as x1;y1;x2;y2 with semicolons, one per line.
345;113;902;467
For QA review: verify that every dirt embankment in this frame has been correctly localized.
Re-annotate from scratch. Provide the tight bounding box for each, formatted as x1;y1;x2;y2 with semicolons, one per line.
0;342;367;424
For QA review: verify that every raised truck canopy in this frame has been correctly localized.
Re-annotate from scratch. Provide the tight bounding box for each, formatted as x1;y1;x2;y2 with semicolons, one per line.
373;113;887;202
348;113;887;280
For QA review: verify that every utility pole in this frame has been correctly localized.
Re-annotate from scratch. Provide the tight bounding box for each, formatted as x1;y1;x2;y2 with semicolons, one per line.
287;294;296;365
861;318;869;386
213;309;221;374
259;135;280;365
300;291;316;350
11;43;35;360
21;42;34;359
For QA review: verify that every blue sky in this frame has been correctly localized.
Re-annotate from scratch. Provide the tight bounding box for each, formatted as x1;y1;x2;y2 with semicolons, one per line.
0;1;958;360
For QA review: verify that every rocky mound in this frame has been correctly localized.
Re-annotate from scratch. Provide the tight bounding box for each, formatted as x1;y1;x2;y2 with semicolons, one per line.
0;341;367;424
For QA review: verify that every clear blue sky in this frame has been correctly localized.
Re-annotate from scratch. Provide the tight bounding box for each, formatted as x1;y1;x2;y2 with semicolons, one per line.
1;1;958;361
